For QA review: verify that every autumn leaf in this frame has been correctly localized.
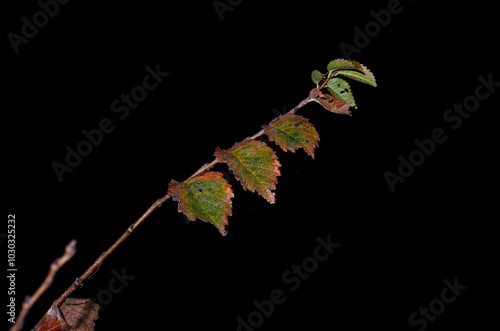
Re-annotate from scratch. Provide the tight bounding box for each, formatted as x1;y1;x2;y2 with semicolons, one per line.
33;299;99;331
263;113;319;158
60;298;99;331
215;140;281;204
309;88;352;115
33;305;72;331
168;171;233;235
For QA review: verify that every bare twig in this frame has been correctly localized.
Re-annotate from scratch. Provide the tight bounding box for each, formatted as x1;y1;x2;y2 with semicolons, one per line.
186;159;220;181
10;240;77;331
53;195;170;308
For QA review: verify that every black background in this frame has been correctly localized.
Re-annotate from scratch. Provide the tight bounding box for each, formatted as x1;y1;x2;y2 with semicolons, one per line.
4;0;498;330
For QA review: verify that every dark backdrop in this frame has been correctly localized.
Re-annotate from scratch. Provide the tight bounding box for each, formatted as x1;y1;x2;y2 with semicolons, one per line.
4;1;498;330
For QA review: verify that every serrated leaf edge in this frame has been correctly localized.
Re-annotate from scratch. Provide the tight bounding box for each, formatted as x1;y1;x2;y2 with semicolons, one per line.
168;171;234;235
326;77;357;109
327;58;365;72
263;114;319;158
214;140;281;204
335;64;377;87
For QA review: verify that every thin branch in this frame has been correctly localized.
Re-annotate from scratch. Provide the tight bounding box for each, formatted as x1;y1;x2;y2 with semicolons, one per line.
186;159;219;181
29;56;370;331
290;96;313;113
10;240;77;331
46;93;314;315
41;91;315;325
185;96;313;181
318;70;337;90
53;194;170;308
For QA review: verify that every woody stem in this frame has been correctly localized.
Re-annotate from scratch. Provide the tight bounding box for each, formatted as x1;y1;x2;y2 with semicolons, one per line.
318;70;337;90
53;194;170;307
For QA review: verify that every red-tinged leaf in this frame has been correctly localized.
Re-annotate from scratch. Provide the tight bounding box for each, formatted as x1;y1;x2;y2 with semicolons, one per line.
168;171;233;235
263;113;319;158
33;299;100;331
309;88;352;115
33;305;72;331
215;140;281;204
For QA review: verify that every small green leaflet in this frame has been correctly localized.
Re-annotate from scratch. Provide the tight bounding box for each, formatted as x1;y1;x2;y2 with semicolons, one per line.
168;171;234;235
311;70;324;85
326;77;357;109
215;140;281;204
263;113;320;158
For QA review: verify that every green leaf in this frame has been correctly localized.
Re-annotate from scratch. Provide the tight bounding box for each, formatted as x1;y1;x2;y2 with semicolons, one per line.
336;63;377;87
263;113;320;158
311;70;324;85
215;140;281;204
326;77;357;109
327;58;364;72
168;171;234;235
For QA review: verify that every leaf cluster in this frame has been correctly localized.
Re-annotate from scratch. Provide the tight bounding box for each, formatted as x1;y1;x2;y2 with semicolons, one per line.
168;58;376;235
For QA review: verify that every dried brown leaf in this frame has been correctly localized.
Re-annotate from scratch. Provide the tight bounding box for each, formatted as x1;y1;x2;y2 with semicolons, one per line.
33;305;72;331
60;298;99;331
